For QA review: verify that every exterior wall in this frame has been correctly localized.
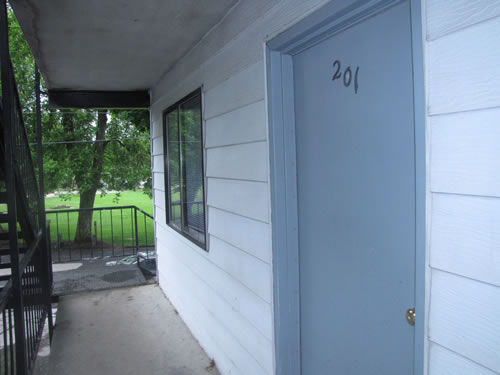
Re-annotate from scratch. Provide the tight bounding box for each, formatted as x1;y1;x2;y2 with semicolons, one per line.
149;1;331;374
425;1;500;374
150;0;500;374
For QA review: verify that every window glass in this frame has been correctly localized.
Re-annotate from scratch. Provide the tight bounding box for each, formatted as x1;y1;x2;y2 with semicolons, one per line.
180;95;205;243
164;89;206;249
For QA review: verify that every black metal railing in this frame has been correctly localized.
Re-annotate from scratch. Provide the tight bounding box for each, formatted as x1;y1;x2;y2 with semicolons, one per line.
12;83;41;234
19;230;50;372
0;59;41;241
0;283;16;375
0;226;53;375
0;230;53;375
0;0;54;373
46;206;155;263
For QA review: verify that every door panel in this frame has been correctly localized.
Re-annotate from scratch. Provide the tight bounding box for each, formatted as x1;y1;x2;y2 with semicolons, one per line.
294;2;416;374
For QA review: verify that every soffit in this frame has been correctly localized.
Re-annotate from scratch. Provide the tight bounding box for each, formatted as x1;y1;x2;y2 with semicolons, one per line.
11;0;238;91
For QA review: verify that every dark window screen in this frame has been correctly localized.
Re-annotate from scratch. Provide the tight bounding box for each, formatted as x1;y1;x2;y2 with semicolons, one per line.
163;89;206;249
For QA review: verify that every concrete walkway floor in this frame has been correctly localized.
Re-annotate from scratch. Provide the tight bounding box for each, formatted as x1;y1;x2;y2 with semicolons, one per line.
48;285;219;375
52;259;149;296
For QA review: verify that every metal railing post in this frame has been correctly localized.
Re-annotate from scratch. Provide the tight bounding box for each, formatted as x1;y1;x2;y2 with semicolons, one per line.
35;65;54;346
134;207;139;253
46;221;54;342
143;214;148;259
0;1;28;372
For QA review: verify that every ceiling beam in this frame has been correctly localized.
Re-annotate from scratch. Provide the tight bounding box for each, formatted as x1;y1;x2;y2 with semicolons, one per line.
48;90;150;109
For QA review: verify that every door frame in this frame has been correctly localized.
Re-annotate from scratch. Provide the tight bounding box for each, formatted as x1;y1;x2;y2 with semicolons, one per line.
265;1;426;374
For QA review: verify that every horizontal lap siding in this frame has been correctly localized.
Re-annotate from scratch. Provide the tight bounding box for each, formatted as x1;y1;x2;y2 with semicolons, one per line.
431;194;500;287
426;1;500;373
151;136;163;156
429;271;500;372
209;236;273;304
208;207;271;263
153;189;165;210
205;100;267;148
158;237;273;374
155;224;274;374
151;155;163;173
428;343;497;375
206;142;268;182
155;223;274;337
427;17;500;115
207;178;269;223
426;0;500;40
152;172;164;192
155;206;166;226
204;62;265;120
430;109;500;197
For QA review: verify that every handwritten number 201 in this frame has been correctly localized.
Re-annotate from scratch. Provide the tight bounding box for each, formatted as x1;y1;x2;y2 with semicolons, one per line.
332;60;359;94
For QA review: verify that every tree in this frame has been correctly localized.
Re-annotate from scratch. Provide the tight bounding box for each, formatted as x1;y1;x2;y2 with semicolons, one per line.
63;110;108;242
8;9;152;243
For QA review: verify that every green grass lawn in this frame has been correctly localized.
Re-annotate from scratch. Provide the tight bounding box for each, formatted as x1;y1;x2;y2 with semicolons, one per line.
45;190;153;215
45;191;154;248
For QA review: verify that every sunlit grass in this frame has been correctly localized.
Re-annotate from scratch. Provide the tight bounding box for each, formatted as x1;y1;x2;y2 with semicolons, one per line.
44;190;154;247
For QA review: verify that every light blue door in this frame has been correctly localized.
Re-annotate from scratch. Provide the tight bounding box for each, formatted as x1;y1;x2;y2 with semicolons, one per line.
294;1;416;374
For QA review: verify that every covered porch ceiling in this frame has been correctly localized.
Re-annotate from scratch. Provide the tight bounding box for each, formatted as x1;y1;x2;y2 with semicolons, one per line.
10;0;238;108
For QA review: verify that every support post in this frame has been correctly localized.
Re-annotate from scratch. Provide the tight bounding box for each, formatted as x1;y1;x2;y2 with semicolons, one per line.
35;65;54;342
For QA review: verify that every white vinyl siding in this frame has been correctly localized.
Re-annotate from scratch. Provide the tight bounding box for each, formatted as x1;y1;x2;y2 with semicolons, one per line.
426;1;500;373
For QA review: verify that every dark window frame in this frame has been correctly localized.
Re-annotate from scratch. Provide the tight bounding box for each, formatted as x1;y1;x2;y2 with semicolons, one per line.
162;88;207;250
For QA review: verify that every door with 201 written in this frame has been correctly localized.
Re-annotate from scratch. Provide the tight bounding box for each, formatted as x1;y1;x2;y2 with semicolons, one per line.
293;1;416;373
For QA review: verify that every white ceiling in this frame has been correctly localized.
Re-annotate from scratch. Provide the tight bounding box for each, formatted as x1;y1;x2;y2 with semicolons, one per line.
11;0;238;91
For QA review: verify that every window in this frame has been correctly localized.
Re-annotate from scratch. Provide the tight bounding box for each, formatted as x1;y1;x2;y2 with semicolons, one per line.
163;89;206;249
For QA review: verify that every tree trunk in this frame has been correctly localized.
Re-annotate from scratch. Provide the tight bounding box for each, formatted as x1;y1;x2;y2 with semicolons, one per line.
74;111;108;243
74;188;98;243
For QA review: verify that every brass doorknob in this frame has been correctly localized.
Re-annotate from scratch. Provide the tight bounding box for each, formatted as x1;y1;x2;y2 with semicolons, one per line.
406;308;416;326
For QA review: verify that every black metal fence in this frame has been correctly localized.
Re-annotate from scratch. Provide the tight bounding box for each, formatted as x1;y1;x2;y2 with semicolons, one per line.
46;206;154;263
0;0;54;372
11;72;41;235
0;289;16;375
0;226;53;375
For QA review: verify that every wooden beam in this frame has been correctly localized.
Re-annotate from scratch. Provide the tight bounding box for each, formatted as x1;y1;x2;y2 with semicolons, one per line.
48;90;150;109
